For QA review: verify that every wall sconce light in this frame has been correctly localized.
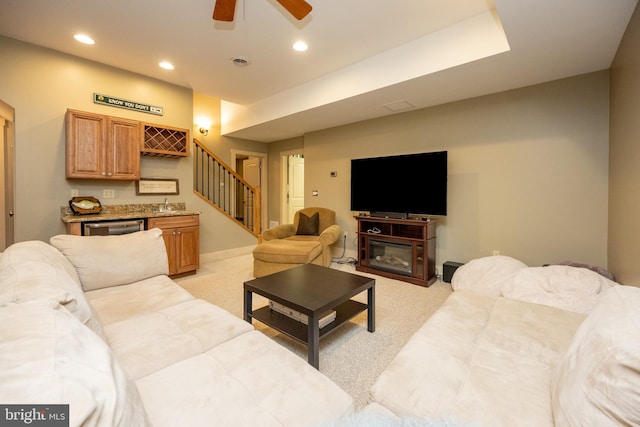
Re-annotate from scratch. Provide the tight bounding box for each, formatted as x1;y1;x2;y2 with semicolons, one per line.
195;118;211;137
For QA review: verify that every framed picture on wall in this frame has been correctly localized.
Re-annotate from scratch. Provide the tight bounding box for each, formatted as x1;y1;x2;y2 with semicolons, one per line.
136;178;179;195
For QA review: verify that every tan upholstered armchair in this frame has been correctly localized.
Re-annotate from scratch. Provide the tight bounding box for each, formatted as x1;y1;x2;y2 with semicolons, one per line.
253;207;341;277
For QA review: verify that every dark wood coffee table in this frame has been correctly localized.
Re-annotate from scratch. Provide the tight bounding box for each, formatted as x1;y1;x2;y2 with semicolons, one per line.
244;264;375;369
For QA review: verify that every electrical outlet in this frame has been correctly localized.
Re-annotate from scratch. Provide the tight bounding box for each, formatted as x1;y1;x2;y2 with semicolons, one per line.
493;250;500;256
103;189;115;199
70;189;79;197
343;231;348;239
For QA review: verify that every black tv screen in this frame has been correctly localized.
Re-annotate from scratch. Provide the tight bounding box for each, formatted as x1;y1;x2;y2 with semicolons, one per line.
350;151;447;216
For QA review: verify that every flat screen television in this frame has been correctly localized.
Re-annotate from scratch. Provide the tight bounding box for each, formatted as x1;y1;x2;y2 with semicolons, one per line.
350;151;447;217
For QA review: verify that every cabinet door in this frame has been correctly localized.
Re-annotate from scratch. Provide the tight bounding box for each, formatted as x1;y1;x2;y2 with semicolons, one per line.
175;225;200;274
106;117;141;180
66;110;106;179
148;215;199;276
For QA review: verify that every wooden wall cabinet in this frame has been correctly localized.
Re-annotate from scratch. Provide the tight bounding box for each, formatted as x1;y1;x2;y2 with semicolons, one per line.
65;109;140;180
142;123;189;158
148;215;200;277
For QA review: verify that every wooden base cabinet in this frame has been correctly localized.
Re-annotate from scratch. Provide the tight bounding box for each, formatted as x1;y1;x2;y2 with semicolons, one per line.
148;215;200;277
355;216;436;287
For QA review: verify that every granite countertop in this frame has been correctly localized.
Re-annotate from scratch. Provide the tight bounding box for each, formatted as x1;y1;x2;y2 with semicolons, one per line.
61;203;199;223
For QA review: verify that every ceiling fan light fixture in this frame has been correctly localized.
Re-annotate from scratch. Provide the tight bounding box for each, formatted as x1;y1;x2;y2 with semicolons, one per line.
230;56;251;66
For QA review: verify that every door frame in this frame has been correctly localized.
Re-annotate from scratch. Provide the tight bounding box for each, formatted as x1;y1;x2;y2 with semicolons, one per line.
0;99;15;250
280;149;304;225
230;149;268;232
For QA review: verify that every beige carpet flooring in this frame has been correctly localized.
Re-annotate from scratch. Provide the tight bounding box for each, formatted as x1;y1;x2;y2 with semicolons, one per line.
175;254;452;410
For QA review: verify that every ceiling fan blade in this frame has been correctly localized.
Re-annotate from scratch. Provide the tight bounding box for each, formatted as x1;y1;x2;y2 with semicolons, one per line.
275;0;312;20
213;0;237;21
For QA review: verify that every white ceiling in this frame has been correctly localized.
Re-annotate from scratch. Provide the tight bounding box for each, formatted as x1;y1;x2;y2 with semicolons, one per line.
0;0;637;142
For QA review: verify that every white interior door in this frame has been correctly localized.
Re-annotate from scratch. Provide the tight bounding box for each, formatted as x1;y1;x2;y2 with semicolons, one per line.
287;155;304;223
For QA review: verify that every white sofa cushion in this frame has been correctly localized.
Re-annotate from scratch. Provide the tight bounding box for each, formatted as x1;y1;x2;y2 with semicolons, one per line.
502;265;616;314
84;274;194;325
50;228;169;291
0;301;149;427
451;255;527;296
0;240;104;337
103;299;254;379
551;285;640;426
371;290;584;427
136;330;353;427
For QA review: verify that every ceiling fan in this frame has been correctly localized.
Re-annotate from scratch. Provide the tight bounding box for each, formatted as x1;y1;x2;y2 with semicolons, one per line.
213;0;312;22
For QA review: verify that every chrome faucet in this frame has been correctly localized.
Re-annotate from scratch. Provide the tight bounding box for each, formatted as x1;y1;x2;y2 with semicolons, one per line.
162;197;169;212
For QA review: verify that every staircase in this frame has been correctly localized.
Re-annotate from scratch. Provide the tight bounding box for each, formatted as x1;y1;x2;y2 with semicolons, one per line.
193;139;261;237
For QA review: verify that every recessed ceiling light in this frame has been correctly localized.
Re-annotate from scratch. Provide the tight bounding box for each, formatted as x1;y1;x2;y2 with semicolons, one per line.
159;61;174;70
292;41;308;52
73;34;95;45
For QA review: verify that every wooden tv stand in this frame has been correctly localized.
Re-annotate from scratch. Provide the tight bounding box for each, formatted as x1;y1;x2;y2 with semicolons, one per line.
355;216;436;287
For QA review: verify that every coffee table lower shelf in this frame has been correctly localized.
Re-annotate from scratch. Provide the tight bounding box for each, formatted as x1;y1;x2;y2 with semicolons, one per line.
251;299;367;344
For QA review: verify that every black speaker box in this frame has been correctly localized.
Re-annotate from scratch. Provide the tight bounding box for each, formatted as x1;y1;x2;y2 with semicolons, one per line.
443;261;464;283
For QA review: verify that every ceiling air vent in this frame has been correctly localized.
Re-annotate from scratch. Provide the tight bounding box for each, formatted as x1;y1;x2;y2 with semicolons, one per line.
382;100;415;112
230;56;251;66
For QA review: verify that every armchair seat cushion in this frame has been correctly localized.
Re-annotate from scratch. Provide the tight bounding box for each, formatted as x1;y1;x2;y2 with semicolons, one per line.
253;240;322;264
254;207;340;278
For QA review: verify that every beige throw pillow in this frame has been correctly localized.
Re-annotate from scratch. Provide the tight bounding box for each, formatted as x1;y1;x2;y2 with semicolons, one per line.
551;285;640;426
50;228;169;291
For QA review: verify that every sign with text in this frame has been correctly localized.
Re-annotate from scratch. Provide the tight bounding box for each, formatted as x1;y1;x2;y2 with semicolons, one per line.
136;178;179;195
93;93;163;116
1;405;69;426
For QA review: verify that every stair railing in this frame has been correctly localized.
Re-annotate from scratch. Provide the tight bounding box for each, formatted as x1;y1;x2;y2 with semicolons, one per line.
193;138;261;237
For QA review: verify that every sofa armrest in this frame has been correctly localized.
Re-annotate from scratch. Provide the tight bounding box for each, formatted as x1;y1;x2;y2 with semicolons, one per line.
319;224;341;246
262;224;296;241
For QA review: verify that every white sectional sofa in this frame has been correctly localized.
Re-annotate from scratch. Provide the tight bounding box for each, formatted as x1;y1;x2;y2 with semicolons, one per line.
4;230;639;427
0;229;352;427
370;256;640;426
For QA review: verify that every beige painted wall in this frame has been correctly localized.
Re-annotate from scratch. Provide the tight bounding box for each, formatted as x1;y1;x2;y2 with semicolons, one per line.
609;3;640;286
191;93;266;252
0;36;260;253
0;34;617;269
302;71;610;270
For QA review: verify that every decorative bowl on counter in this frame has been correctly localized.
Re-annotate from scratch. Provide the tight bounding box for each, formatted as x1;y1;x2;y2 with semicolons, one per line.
69;196;102;215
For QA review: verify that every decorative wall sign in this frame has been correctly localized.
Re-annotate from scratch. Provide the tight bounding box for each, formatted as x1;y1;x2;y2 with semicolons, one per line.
136;178;179;195
94;93;163;116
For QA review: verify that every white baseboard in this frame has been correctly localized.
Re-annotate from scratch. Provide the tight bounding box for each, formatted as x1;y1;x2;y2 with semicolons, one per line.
200;245;256;263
